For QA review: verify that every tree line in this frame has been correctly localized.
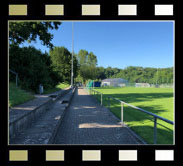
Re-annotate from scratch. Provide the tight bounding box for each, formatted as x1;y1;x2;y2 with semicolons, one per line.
95;66;173;84
9;21;75;92
9;22;173;93
9;22;98;92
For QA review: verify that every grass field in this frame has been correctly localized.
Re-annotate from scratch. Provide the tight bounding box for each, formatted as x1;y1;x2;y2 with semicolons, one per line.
91;87;174;144
9;82;35;107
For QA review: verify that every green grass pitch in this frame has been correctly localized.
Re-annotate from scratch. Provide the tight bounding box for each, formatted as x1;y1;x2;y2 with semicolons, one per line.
92;87;174;144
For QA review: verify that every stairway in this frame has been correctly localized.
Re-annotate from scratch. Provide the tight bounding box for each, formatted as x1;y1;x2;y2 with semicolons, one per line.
9;87;76;144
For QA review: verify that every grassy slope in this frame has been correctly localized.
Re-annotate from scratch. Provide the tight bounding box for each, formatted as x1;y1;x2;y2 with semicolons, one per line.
43;82;70;94
9;82;35;107
93;87;174;144
56;82;70;89
9;82;70;107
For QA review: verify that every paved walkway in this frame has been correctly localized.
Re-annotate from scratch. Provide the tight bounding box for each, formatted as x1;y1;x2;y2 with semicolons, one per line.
54;88;140;144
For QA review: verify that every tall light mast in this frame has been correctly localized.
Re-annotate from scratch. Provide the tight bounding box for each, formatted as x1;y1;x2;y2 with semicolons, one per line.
71;22;74;88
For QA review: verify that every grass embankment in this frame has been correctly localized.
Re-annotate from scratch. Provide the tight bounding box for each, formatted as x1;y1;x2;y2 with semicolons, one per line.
92;87;174;144
9;82;70;107
9;82;35;107
43;82;70;94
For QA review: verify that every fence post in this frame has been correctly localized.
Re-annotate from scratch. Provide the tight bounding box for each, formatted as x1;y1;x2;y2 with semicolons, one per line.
101;93;102;105
10;69;18;87
107;97;109;107
109;97;110;108
154;117;157;144
121;102;124;123
108;97;110;109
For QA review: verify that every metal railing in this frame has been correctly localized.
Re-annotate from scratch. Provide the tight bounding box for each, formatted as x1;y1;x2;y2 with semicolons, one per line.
86;87;103;105
9;69;18;87
87;87;174;144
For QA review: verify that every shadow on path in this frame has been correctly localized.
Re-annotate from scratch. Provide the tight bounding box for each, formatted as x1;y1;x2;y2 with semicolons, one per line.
54;88;140;145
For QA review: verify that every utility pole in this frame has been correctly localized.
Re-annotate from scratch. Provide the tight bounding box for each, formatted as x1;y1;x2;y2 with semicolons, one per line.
71;22;74;88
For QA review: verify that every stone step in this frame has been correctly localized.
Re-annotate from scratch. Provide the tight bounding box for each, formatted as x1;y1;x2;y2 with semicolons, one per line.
9;88;71;139
9;87;76;144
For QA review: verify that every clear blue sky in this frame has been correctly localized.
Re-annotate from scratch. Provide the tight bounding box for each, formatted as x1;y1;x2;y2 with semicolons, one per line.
21;21;174;69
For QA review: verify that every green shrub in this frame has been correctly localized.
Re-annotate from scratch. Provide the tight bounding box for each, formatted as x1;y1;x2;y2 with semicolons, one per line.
9;44;61;92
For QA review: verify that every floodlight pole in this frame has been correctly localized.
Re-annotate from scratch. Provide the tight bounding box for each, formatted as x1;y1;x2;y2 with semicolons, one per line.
71;22;74;88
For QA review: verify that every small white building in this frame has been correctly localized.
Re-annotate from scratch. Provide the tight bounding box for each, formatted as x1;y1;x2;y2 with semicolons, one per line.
101;78;128;87
135;83;150;87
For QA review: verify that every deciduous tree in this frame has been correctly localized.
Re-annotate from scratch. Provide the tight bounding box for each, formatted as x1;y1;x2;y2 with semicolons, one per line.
9;21;61;48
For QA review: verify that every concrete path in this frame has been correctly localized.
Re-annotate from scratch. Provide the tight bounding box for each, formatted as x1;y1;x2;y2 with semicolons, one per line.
54;88;140;144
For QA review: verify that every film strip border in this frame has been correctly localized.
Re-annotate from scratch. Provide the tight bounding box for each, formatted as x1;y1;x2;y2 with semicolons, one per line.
2;1;178;166
7;149;175;162
3;0;176;21
8;4;174;16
